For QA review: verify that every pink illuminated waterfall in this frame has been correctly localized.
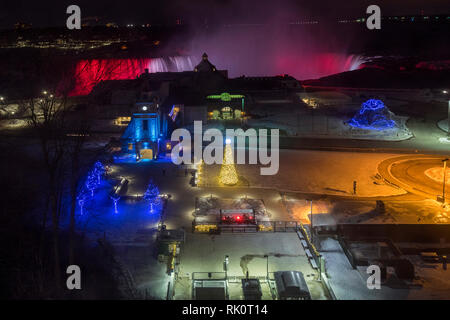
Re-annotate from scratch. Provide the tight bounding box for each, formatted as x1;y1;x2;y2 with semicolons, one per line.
70;56;193;96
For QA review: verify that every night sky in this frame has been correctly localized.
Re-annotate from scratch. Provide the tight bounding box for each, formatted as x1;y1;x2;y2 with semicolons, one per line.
0;0;449;29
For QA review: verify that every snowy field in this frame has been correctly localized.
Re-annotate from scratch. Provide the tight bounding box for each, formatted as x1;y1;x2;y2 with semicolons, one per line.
200;149;407;197
247;113;412;141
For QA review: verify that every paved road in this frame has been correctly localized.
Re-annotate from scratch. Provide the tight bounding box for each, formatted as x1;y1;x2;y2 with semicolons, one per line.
378;154;449;200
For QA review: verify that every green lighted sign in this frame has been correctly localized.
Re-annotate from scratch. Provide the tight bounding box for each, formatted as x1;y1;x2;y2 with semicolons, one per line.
207;92;244;102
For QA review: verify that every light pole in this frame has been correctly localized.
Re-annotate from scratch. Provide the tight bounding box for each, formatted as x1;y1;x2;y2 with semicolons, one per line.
443;158;449;205
310;200;314;244
447;100;450;138
263;255;269;281
224;255;229;279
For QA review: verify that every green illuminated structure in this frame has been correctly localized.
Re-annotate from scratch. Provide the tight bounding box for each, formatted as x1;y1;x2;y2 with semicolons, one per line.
207;92;245;120
207;92;244;101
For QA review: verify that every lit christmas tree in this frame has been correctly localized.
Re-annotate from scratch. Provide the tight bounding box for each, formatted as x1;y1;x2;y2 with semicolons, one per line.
93;161;105;184
110;194;120;214
143;179;160;213
219;139;238;185
86;172;97;197
77;193;86;215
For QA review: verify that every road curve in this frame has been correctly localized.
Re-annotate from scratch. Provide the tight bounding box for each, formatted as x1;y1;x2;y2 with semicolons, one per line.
378;155;449;200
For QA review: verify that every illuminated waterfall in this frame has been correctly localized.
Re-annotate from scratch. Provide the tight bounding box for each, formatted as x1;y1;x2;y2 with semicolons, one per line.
70;56;194;96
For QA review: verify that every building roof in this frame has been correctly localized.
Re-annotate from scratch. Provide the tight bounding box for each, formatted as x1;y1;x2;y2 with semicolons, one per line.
194;53;217;72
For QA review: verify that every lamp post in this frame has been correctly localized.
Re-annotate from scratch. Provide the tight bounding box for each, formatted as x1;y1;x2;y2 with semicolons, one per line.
224;255;229;279
310;200;314;245
263;255;269;281
443;158;449;205
447;100;450;138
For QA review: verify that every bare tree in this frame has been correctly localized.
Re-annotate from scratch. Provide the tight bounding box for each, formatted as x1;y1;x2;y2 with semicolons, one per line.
19;53;118;296
65;116;91;265
26;91;70;293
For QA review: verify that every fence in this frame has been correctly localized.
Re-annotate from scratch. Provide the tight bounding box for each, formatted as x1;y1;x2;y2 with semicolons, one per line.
192;272;227;281
259;220;300;232
192;220;300;233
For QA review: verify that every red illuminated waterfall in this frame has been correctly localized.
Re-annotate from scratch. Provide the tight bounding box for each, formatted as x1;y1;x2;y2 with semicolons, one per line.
70;56;193;96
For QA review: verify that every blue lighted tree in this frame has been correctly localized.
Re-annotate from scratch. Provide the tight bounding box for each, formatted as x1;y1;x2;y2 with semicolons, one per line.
77;192;87;215
93;161;105;184
85;171;97;197
110;194;120;214
143;179;160;213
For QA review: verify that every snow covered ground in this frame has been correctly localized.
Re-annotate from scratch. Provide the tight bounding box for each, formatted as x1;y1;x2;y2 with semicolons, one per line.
320;238;412;299
247;113;412;141
286;198;450;225
437;118;449;133
200;149;406;197
68;170;169;299
0;118;28;130
175;233;329;300
320;237;450;300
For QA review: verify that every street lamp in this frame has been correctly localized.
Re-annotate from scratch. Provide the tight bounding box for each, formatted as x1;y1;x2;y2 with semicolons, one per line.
442;158;449;205
224;255;229;279
263;255;269;281
309;200;314;244
447;100;450;138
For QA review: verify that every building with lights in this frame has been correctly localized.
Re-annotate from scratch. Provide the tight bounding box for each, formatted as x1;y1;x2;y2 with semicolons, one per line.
120;101;168;160
88;53;303;161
